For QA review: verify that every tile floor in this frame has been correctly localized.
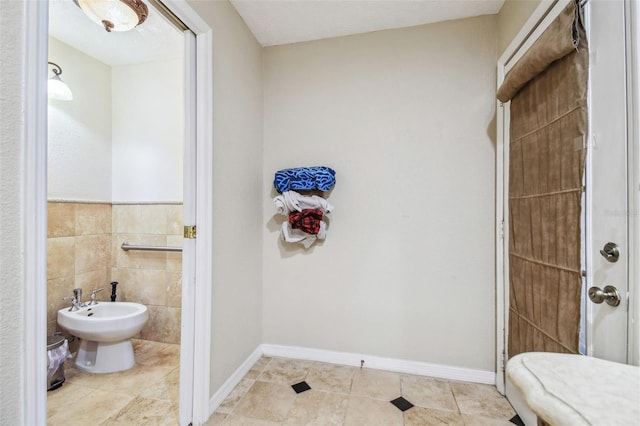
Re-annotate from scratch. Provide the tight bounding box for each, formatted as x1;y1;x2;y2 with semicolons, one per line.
47;339;180;426
206;357;519;426
48;342;520;426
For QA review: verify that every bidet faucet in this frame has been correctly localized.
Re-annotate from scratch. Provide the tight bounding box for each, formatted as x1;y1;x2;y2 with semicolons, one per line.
63;288;85;311
86;288;104;306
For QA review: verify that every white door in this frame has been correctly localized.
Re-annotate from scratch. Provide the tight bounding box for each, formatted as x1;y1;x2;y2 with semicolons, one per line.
584;0;629;363
180;29;197;426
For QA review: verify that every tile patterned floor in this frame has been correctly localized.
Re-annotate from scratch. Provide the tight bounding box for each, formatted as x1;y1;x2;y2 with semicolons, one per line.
206;357;518;426
48;343;519;426
47;339;180;426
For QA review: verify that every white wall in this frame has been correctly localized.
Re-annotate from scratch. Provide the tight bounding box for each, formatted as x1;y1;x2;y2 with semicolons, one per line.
497;0;542;55
0;0;27;422
186;0;264;395
112;58;184;203
263;15;498;371
47;39;183;204
48;37;112;202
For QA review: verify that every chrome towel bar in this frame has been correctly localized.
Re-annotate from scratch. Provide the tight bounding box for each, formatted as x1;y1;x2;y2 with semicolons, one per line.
121;243;182;252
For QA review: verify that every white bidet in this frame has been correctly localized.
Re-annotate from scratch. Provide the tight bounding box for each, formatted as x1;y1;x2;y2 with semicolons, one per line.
57;302;148;374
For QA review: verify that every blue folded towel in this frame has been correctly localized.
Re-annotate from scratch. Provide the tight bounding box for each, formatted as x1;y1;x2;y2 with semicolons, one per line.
274;166;336;193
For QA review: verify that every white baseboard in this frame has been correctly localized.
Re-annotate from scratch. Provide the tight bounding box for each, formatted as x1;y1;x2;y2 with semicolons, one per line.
208;345;263;415
262;344;496;385
208;343;496;418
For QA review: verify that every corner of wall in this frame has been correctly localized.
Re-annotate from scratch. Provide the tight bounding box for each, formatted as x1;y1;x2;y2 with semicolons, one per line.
190;0;266;398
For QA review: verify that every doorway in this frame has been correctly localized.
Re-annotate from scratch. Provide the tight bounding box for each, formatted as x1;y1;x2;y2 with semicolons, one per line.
495;0;635;394
24;0;214;425
46;0;186;423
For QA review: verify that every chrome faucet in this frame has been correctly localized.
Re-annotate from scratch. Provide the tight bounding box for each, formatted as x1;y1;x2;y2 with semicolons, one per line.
62;288;85;311
86;288;104;306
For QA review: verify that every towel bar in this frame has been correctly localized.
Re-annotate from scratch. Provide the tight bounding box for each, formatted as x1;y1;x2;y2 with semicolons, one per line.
121;243;182;252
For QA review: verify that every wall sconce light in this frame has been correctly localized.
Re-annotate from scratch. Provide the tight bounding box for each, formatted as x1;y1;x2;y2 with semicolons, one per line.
74;0;149;33
48;62;73;101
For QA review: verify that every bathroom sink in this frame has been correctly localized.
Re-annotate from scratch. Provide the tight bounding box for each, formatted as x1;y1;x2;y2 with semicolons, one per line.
57;301;149;373
57;301;148;343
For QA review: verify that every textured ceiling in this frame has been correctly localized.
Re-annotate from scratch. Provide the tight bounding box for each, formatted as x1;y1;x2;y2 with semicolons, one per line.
48;0;182;67
230;0;506;46
49;0;505;66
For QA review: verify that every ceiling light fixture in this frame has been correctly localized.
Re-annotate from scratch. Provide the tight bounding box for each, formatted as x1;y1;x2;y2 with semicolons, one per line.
48;62;73;101
74;0;149;33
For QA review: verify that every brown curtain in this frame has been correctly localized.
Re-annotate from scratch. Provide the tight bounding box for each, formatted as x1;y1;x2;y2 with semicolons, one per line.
498;0;588;359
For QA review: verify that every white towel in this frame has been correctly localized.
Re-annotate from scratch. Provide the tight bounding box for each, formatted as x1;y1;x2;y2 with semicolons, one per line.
316;221;327;240
273;191;334;216
274;195;288;215
281;221;327;249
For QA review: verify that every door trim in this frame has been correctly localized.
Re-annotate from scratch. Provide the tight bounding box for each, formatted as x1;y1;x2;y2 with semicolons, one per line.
627;0;640;366
26;1;214;425
23;0;49;423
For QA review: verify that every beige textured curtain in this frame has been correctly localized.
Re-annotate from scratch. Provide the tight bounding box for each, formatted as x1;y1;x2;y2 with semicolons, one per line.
498;0;588;358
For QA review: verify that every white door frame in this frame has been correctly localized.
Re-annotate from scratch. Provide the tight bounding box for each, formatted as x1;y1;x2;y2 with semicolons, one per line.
23;1;214;425
628;0;640;367
496;0;640;394
23;1;50;424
